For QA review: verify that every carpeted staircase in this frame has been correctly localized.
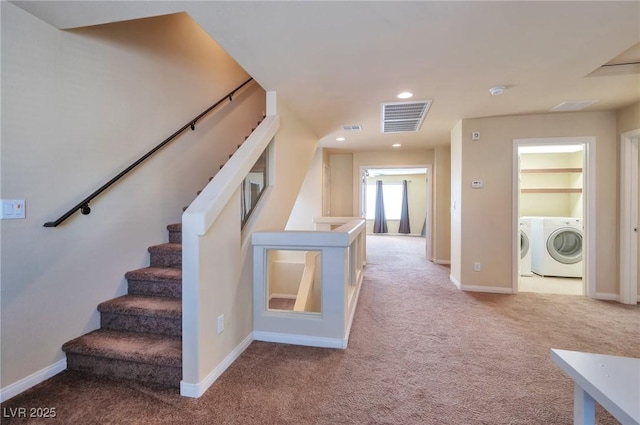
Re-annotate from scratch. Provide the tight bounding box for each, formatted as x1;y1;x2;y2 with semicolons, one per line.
62;224;184;386
62;118;263;387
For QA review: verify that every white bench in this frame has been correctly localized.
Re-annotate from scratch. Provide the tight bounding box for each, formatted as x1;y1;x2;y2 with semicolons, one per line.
551;349;640;425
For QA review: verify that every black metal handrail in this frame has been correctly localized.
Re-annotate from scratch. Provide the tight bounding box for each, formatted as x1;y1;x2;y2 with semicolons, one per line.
44;77;254;227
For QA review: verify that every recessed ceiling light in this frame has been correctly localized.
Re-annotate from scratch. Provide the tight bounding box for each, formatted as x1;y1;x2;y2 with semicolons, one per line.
489;86;505;96
336;137;346;141
397;92;413;99
392;143;402;148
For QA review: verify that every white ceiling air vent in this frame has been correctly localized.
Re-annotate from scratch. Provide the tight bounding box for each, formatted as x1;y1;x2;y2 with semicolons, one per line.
381;100;432;133
342;124;362;131
550;100;599;112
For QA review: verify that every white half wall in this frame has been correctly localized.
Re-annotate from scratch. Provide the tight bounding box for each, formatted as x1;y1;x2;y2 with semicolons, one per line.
180;95;319;396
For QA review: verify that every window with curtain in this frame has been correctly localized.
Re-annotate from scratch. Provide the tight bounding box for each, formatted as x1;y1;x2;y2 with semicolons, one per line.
398;180;410;234
365;183;403;220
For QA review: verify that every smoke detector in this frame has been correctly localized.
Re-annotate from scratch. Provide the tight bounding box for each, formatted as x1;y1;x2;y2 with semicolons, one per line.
489;86;505;96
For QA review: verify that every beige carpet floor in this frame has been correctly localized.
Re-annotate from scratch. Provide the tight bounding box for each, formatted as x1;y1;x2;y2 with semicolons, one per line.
2;235;638;424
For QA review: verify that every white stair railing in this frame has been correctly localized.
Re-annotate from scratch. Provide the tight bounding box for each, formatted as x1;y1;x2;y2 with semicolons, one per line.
252;219;366;349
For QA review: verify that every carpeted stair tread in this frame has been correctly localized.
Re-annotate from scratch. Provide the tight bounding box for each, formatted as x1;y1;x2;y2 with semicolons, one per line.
126;267;182;299
166;224;182;243
148;243;181;253
62;329;181;367
148;243;182;268
166;223;181;232
125;267;181;283
98;295;181;319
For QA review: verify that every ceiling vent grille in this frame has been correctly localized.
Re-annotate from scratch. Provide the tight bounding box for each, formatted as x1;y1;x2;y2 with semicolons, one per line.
550;100;599;112
342;124;362;131
381;100;432;133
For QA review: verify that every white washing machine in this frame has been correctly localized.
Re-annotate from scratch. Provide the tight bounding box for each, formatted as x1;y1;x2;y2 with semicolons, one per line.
519;217;533;276
531;217;583;278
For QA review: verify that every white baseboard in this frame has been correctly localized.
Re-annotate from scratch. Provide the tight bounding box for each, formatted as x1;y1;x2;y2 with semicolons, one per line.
593;292;620;301
0;358;67;402
449;274;462;289
449;275;513;294
180;332;253;398
434;259;451;265
253;331;346;349
461;284;514;294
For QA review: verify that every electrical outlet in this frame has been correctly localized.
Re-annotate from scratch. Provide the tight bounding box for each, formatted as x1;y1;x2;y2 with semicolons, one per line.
474;262;481;272
217;314;224;335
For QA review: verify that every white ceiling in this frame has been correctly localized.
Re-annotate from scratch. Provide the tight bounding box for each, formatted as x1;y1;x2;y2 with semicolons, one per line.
12;1;640;152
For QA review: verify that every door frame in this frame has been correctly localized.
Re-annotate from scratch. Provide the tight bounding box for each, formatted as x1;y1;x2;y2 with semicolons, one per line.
322;163;331;216
512;137;596;297
359;164;432;260
620;129;639;304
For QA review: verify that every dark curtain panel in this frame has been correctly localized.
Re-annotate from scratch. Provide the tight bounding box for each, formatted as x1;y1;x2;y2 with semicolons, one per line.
398;180;411;234
373;180;388;233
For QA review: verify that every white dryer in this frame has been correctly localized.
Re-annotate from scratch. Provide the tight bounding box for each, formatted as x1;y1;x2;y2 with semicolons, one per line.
531;217;583;278
519;217;533;276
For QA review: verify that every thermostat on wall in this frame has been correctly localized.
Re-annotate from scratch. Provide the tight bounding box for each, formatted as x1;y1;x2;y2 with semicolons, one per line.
471;181;483;189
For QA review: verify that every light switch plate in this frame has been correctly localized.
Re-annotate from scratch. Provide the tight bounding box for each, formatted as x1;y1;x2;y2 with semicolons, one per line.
1;200;26;219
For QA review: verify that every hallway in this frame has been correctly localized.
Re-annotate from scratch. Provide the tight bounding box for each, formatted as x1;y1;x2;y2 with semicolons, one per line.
1;235;636;424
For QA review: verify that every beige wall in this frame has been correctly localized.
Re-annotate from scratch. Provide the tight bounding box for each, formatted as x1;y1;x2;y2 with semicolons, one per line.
617;102;640;134
286;147;323;230
248;101;319;232
0;6;265;388
329;154;354;216
456;112;618;294
434;146;451;263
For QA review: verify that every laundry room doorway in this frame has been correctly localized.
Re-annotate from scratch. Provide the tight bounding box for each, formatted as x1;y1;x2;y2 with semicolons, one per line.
512;137;596;297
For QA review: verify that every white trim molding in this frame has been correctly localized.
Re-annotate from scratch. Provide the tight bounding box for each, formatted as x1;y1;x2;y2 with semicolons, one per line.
180;332;253;398
253;331;347;349
593;292;620;302
0;359;67;403
434;260;451;265
620;129;639;305
449;274;462;289
460;285;514;294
